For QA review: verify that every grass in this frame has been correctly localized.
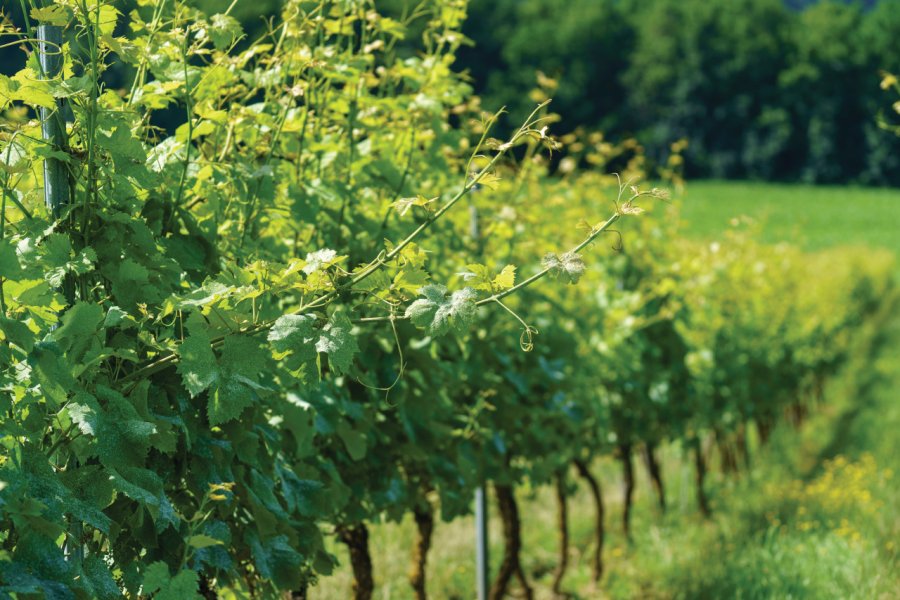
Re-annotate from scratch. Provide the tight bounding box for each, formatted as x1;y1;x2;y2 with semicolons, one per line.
310;181;900;599
677;180;900;260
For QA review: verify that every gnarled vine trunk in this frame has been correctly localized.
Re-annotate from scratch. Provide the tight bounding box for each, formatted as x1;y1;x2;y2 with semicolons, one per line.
788;402;808;428
756;416;774;445
551;473;569;597
489;484;533;600
574;459;605;582
619;443;635;539
337;523;374;600
736;422;751;471
641;442;666;512
692;439;711;517
715;428;738;476
408;504;434;600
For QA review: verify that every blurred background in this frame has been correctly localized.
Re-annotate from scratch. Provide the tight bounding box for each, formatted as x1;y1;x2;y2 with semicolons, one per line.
4;0;900;184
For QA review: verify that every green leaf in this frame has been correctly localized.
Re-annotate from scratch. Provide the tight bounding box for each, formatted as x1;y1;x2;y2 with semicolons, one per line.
278;465;328;517
177;331;220;397
392;194;435;216
143;565;201;600
117;258;149;284
459;263;493;291
336;421;367;461
0;238;23;279
141;562;171;595
66;393;101;436
187;534;224;549
405;285;477;336
0;136;29;173
392;267;430;295
316;310;358;375
476;171;502;190
103;306;130;328
268;314;316;358
208;377;254;426
207;14;243;50
29;342;74;407
30;6;71;26
82;554;121;600
302;249;340;275
0;316;34;352
542;251;585;284
52;302;104;358
95;5;120;36
107;467;171;526
492;265;516;290
203;335;269;424
248;534;304;590
220;335;265;378
282;396;316;458
11;69;55;109
42;235;96;289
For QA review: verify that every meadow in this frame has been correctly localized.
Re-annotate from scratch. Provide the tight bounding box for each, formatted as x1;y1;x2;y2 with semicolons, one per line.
311;180;900;600
679;181;900;261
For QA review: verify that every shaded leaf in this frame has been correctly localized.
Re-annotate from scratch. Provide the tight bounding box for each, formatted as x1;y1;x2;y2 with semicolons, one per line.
177;332;219;397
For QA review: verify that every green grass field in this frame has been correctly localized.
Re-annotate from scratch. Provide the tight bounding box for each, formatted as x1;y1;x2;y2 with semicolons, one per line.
678;180;900;258
311;180;900;600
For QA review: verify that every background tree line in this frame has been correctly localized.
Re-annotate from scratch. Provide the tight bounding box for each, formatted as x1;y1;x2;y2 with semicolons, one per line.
457;0;900;184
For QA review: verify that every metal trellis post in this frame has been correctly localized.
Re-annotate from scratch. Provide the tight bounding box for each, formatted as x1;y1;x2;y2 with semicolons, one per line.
475;485;490;600
37;25;69;220
469;202;490;600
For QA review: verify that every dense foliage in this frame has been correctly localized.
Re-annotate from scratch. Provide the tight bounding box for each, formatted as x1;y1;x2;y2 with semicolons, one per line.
0;1;894;599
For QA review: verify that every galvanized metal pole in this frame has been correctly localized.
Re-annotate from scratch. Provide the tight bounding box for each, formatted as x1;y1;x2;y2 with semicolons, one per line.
475;485;490;600
37;25;69;220
469;202;490;600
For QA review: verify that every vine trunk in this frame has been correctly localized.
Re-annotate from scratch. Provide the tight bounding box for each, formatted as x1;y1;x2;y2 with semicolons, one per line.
489;484;534;600
573;459;605;582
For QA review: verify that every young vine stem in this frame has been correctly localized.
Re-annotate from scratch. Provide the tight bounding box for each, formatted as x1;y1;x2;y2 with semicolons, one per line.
356;210;623;325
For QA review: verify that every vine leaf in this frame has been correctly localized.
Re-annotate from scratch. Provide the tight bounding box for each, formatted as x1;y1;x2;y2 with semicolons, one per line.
493;265;516;290
30;6;72;26
459;263;515;292
392;195;436;216
336;421;367;461
268;314;317;358
247;533;305;590
477;171;502;190
206;14;243;51
405;284;477;336
302;249;339;275
173;331;270;425
316;310;358;376
187;534;224;549
542;251;585;284
177;332;219;397
267;314;319;387
142;563;201;600
0;239;23;278
0;317;34;352
208;378;254;426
